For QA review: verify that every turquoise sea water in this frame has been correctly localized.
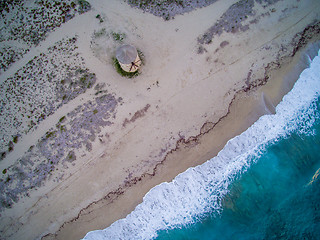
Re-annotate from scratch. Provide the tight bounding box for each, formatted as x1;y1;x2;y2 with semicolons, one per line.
156;98;320;240
83;49;320;240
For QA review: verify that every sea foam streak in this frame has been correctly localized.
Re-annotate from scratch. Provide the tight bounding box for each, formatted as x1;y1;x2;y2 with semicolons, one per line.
83;50;320;240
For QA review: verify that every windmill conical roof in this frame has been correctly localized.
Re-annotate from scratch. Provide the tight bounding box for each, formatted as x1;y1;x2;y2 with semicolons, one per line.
116;44;138;64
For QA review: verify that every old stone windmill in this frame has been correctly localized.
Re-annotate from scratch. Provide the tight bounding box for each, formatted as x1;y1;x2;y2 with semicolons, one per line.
115;44;141;73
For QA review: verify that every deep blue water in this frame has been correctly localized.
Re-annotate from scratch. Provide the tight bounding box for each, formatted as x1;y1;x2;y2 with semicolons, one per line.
156;97;320;240
83;49;320;240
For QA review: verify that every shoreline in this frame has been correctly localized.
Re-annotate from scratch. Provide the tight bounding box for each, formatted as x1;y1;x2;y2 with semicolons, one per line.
0;0;320;239
49;37;320;240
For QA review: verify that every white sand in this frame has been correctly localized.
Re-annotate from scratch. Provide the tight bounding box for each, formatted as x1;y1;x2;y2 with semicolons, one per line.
0;0;320;239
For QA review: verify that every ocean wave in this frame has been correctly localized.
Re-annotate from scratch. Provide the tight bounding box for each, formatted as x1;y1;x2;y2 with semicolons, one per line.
83;49;320;240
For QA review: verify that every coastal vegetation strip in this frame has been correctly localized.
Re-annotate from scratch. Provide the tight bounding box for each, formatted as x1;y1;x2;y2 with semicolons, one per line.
0;36;96;158
49;22;320;238
126;0;280;21
0;0;92;73
0;93;121;213
122;104;151;127
126;0;219;20
197;0;283;51
198;0;255;45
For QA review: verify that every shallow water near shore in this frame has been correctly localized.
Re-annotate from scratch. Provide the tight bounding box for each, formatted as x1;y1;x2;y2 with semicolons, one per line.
155;52;320;239
83;50;320;240
156;107;320;239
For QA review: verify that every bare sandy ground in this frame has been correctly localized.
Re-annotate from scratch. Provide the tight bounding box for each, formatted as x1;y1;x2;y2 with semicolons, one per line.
0;0;320;239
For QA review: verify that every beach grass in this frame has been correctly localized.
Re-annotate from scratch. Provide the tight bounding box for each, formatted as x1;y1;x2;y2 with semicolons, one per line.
111;32;126;42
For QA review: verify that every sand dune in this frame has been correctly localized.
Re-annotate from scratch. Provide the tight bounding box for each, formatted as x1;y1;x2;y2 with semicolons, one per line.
0;0;320;239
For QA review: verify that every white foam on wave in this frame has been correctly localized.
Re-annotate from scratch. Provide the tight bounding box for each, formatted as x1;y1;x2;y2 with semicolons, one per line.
83;50;320;240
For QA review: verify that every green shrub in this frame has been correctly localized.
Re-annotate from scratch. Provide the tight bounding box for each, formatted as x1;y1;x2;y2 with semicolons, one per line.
111;32;126;42
67;151;76;162
13;135;19;144
46;131;56;139
93;28;106;38
78;0;91;14
59;116;66;123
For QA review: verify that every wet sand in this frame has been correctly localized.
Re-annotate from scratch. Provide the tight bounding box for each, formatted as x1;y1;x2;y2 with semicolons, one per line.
0;0;320;239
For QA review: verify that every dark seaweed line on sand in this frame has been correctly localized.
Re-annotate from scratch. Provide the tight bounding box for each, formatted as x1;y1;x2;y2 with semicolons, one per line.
42;69;270;239
42;23;320;239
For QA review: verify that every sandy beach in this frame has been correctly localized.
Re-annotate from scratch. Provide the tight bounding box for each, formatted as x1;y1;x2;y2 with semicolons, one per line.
1;0;320;239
